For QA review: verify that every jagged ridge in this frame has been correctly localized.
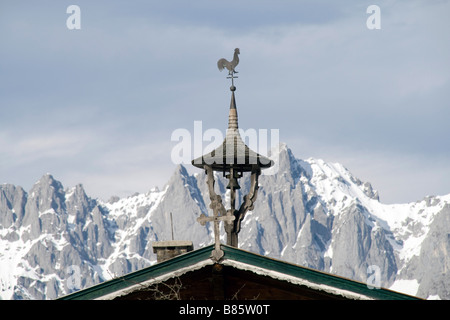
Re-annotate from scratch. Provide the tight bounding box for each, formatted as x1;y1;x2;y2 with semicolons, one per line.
1;144;449;300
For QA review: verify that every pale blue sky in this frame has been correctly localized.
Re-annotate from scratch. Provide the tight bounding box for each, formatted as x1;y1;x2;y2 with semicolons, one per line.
1;1;449;203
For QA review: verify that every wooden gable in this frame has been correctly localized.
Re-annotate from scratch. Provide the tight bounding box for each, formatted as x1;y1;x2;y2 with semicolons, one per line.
114;263;347;300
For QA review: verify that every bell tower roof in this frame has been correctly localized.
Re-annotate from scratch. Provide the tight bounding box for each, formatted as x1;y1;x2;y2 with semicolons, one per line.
191;84;273;172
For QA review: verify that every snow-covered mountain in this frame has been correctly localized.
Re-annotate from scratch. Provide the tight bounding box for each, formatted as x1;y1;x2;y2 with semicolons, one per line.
1;144;449;300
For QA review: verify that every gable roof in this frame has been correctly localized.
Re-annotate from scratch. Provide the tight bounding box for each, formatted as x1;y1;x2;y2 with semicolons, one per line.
58;244;419;300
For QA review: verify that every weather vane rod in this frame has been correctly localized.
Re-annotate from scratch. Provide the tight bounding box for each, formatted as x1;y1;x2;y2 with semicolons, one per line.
217;48;240;87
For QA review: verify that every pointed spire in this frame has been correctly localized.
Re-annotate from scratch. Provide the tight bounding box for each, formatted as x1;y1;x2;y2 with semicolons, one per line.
228;85;238;130
191;57;274;172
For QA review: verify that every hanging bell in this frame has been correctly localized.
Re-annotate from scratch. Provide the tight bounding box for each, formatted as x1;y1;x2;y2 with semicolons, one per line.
226;176;241;190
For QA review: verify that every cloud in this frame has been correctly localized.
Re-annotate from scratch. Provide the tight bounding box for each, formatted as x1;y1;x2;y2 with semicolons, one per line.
0;130;88;166
0;1;449;203
61;137;177;200
334;151;450;204
285;135;450;204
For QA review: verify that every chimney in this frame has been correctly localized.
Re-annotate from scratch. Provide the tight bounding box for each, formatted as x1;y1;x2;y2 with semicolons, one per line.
152;212;193;263
152;240;194;263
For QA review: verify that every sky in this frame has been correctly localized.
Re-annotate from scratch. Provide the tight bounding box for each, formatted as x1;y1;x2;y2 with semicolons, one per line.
0;0;449;204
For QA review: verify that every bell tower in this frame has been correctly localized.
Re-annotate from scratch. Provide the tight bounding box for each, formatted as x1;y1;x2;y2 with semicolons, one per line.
192;49;274;257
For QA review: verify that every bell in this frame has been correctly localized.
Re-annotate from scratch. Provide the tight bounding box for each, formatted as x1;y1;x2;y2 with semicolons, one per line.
226;176;241;190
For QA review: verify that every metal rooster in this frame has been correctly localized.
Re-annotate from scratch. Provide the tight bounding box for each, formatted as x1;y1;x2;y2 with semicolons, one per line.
217;48;240;75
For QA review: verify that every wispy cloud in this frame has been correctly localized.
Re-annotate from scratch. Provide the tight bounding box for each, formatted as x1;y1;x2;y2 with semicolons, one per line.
0;1;449;203
0;130;88;165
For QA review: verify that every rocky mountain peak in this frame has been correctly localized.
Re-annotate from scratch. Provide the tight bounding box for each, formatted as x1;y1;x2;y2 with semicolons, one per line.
0;184;26;229
1;144;449;300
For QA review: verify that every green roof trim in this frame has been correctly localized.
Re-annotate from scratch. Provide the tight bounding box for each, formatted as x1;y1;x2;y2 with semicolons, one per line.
59;245;214;300
220;245;420;300
58;244;420;300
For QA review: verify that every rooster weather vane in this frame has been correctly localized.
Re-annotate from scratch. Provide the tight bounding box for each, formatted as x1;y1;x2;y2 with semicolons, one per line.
217;48;240;86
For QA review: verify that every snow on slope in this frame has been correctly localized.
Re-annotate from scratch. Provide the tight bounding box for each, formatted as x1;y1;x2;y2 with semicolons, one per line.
292;153;450;298
0;226;35;299
99;186;168;277
301;155;447;262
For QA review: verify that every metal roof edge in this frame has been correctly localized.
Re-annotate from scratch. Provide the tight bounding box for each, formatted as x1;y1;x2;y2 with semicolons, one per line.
220;245;421;300
58;245;215;300
57;244;421;300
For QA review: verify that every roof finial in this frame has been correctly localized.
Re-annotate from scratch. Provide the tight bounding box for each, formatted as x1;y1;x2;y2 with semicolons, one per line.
217;48;240;89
